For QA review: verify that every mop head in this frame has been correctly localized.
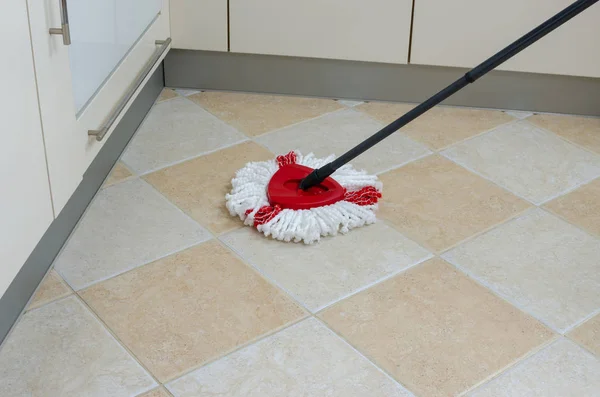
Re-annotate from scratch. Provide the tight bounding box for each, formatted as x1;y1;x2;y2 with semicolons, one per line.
226;150;382;244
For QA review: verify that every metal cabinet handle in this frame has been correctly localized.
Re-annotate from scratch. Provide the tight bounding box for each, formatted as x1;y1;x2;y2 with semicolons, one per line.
88;38;171;142
49;0;71;45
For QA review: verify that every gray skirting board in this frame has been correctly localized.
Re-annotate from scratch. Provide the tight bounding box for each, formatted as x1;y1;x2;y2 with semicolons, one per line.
165;49;600;117
0;64;164;345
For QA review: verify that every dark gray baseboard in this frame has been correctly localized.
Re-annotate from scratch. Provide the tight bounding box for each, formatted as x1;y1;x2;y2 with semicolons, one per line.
0;64;164;345
165;49;600;117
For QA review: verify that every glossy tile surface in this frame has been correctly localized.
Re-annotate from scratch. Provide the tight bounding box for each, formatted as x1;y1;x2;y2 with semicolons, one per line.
188;91;343;136
145;142;273;234
167;318;413;397
122;97;247;173
378;155;530;252
529;113;600;154
222;222;431;311
27;270;71;310
54;179;211;290
320;259;553;397
544;178;600;237
569;314;600;356
80;241;305;382
0;297;156;397
358;102;514;149
444;209;600;332
256;109;431;173
443;121;600;204
467;339;600;397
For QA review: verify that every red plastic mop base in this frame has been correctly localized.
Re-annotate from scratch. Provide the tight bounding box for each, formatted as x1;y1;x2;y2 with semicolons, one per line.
267;163;345;210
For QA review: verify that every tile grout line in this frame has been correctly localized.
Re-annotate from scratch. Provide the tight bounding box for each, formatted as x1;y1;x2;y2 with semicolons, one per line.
310;315;419;396
537;174;600;206
541;204;600;240
561;306;600;335
181;92;350;141
313;252;434;314
442;253;564;334
163;315;310;387
72;294;162;394
458;336;564;396
524;118;600;158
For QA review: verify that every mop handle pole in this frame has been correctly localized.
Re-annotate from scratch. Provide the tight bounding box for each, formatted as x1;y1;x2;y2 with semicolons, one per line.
299;0;599;190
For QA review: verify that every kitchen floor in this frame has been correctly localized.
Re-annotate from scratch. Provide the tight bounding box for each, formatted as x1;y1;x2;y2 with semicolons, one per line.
2;88;600;397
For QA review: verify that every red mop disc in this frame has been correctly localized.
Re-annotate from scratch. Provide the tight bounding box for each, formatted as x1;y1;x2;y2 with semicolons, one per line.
267;163;345;210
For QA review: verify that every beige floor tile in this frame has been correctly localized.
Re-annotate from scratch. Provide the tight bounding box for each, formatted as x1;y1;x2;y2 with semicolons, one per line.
166;318;413;397
378;155;530;252
122;97;247;174
27;270;71;310
444;209;600;332
221;222;431;312
54;179;211;290
568;314;600;356
188;91;343;137
358;102;514;150
0;297;156;397
137;387;171;397
529;113;600;154
467;339;600;397
103;162;134;188
504;110;534;120
157;88;179;102
320;258;553;397
443;121;600;204
80;241;305;382
544;178;600;238
256;109;431;174
145;142;273;234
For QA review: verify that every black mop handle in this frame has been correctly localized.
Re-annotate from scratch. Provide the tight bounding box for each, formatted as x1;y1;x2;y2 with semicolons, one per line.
300;0;599;190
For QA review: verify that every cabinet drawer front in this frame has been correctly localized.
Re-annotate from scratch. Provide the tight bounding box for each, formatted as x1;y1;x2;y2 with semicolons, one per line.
230;0;413;64
411;0;600;78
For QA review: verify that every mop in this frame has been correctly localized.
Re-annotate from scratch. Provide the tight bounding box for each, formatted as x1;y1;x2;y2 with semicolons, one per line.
226;0;598;244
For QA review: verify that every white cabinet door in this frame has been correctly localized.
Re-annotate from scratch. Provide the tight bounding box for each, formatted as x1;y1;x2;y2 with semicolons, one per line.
1;0;54;297
230;0;413;64
411;0;600;78
28;0;171;215
170;0;227;51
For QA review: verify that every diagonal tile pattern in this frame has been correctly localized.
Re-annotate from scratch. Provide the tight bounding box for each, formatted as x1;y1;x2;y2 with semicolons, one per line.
443;121;600;204
167;318;413;397
54;179;211;290
27;269;71;310
568;314;600;356
221;222;431;311
188;91;344;137
529;113;600;154
358;102;514;149
256;108;431;174
466;339;600;396
3;90;600;396
320;258;554;397
378;155;530;252
122;97;247;174
80;241;306;382
444;209;600;332
144;141;273;234
544;178;600;238
0;297;156;397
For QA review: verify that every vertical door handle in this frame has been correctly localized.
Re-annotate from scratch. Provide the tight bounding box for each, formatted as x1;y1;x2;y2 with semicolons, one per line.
49;0;71;45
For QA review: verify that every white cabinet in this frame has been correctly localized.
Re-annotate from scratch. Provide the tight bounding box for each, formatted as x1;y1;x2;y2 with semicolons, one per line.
411;0;600;78
1;0;54;297
230;0;413;64
28;0;171;214
170;0;227;51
